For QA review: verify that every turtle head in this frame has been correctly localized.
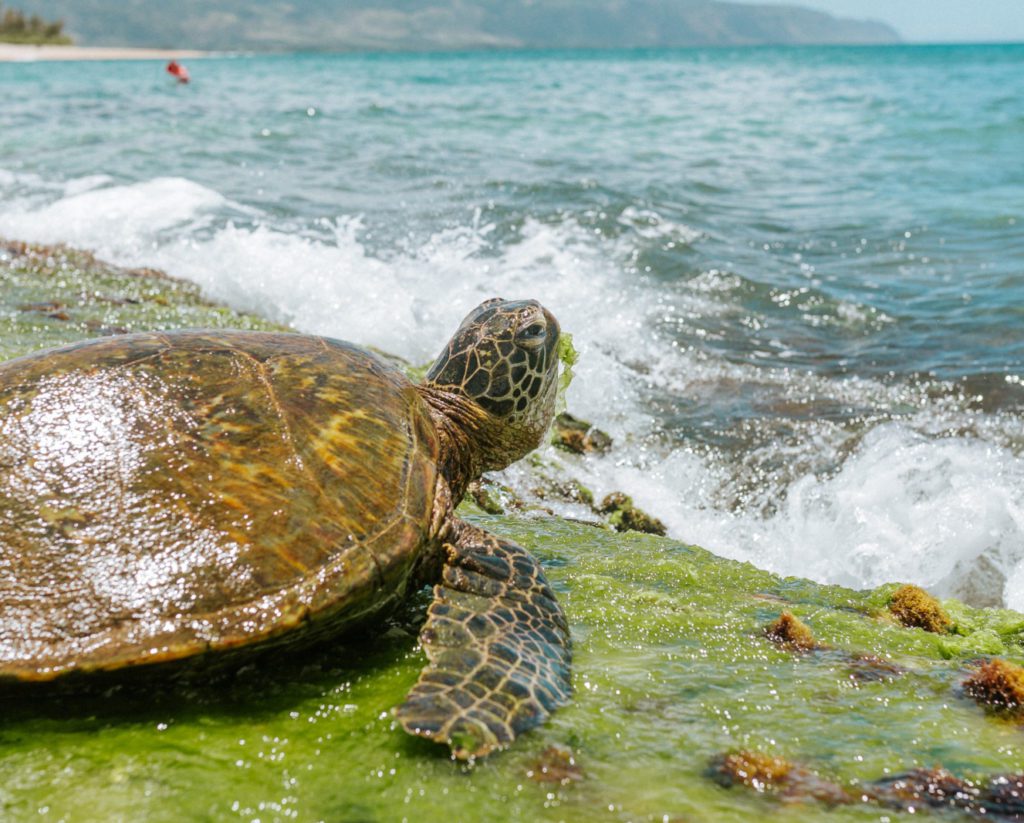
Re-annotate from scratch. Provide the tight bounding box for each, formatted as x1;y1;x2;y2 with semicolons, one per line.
424;298;561;473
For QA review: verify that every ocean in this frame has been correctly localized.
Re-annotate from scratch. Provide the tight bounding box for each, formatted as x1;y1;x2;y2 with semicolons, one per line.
2;44;1023;608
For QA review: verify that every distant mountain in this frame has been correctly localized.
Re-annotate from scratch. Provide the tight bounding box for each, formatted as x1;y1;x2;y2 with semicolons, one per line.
13;0;900;51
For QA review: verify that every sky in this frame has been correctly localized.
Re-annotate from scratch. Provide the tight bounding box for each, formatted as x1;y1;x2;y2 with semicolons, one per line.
747;0;1024;43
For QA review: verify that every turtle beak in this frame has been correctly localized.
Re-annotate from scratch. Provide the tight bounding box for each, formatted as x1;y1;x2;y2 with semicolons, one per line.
542;307;560;340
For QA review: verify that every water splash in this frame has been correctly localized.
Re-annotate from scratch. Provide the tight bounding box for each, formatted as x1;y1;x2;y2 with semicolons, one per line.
2;171;1023;608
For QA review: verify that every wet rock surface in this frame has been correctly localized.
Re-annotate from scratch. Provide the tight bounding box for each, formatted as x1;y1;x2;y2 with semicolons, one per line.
763;611;822;652
550;412;613;455
888;583;952;634
598;492;668;536
964;658;1024;716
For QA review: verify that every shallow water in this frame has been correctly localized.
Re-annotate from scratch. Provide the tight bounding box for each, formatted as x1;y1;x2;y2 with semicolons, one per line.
2;46;1023;609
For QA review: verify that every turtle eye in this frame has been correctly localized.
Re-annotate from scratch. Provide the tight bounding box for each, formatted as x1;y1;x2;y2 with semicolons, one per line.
516;322;546;346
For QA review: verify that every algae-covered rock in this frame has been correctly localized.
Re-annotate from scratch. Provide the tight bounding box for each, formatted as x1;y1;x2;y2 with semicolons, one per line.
709;751;851;805
888;583;952;633
467;478;506;514
525;745;584;785
845;653;907;683
709;750;794;792
963;659;1024;716
598;491;667;535
0;240;286;361
943;599;1024;654
531;477;595;508
763;611;821;652
551;412;613;455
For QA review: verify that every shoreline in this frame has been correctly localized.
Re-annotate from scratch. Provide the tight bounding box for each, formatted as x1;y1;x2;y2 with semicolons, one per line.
0;43;209;62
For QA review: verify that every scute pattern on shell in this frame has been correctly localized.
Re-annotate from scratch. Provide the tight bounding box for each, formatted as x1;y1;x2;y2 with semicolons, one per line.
0;331;439;680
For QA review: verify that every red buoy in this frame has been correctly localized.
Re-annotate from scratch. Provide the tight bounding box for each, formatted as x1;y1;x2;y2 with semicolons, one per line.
166;60;190;84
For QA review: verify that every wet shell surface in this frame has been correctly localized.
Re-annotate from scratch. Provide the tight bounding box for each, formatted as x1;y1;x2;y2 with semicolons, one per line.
0;330;440;681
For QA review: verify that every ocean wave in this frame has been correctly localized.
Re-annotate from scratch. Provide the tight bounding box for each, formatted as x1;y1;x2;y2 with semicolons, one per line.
2;170;1022;608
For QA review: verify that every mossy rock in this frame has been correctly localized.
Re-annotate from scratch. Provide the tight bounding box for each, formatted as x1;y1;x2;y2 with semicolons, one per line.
963;658;1024;716
550;412;613;455
0;240;286;362
888;583;952;633
763;611;821;651
598;491;667;535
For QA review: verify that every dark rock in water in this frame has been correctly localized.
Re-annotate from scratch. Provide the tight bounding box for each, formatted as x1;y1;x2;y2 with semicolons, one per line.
963;659;1024;716
708;750;851;806
866;767;1024;818
551;412;612;456
845;653;907;683
598;492;666;536
888;584;951;634
525;745;584;785
867;767;981;812
468;479;505;514
763;611;821;652
982;774;1024;817
715;755;1024;818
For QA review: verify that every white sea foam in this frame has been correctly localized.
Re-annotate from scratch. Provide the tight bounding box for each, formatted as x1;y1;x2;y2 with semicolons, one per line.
0;176;229;254
3;172;1023;608
585;425;1024;608
1;176;672;430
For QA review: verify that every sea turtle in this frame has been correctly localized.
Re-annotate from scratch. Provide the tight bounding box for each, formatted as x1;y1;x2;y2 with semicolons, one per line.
0;298;570;759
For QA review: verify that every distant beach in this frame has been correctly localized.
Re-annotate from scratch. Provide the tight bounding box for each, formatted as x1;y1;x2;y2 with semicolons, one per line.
0;43;206;62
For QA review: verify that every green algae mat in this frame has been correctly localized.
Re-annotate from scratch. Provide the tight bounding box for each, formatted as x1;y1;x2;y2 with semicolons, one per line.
2;242;1024;822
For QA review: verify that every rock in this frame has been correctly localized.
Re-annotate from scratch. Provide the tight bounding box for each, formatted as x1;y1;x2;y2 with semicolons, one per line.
763;611;821;652
709;750;793;791
888;584;951;633
598;492;667;536
867;767;980;812
467;479;505;514
525;745;584;785
963;659;1024;716
866;767;1024;818
531;478;594;507
709;750;851;805
845;654;907;683
551;412;612;456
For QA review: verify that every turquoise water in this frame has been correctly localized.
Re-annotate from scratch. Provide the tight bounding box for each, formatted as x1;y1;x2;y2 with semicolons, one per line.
1;45;1023;606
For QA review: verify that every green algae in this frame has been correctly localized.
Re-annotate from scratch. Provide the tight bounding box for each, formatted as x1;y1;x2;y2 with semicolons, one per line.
2;244;1024;822
0;241;284;362
555;331;577;414
5;509;1023;822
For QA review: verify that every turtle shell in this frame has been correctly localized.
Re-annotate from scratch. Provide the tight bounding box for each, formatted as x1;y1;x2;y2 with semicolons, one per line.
0;331;441;681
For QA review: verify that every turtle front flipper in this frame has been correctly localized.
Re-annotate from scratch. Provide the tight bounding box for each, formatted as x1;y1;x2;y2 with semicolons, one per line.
394;520;571;759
